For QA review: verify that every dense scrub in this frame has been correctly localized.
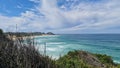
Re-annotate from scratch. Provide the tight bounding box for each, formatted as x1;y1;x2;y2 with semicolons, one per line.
0;36;57;68
94;54;114;65
56;50;120;68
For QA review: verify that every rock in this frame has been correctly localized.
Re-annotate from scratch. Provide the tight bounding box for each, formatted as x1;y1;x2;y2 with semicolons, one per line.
77;51;106;68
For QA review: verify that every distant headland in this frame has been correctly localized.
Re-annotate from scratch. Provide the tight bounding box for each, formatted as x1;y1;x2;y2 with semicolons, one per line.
5;32;55;37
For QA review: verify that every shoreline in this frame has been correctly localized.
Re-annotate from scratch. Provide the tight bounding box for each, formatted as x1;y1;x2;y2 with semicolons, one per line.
21;34;56;39
8;34;55;41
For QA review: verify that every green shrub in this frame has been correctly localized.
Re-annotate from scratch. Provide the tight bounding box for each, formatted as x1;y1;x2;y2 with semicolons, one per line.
116;64;120;68
56;50;119;68
56;50;95;68
0;29;3;35
94;54;114;64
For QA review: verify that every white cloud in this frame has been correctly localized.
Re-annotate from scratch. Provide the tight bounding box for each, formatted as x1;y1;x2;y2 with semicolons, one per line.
17;5;22;9
29;0;41;3
0;15;24;31
0;0;120;33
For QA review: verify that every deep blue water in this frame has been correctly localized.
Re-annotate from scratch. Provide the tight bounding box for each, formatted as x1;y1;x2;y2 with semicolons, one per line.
34;34;120;63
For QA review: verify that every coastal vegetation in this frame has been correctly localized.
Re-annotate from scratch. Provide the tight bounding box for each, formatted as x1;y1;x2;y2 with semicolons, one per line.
56;50;120;68
0;29;120;68
0;29;3;35
0;33;57;68
5;32;55;37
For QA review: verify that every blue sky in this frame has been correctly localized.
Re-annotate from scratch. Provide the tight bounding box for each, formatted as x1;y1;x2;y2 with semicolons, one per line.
0;0;120;34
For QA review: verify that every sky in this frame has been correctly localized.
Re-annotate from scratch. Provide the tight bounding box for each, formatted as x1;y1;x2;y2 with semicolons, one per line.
0;0;120;34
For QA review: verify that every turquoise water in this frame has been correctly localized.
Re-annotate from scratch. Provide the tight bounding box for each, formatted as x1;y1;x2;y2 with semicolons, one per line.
34;34;120;63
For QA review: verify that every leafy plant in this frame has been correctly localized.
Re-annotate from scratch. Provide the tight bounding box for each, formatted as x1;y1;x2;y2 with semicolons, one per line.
94;54;114;64
0;29;3;35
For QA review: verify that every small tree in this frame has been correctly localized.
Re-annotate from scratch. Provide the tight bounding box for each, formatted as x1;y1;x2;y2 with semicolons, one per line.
0;29;3;35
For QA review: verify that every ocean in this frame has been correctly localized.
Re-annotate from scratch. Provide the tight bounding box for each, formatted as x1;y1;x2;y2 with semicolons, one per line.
34;34;120;63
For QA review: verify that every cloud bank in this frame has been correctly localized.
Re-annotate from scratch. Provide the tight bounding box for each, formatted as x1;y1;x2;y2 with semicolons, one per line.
0;0;120;33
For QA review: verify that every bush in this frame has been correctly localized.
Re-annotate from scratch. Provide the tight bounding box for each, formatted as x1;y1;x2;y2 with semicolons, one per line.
56;50;119;68
0;29;3;35
56;50;96;68
94;54;114;64
117;64;120;68
0;38;57;68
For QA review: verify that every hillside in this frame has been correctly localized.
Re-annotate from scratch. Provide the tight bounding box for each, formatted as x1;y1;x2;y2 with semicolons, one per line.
56;50;120;68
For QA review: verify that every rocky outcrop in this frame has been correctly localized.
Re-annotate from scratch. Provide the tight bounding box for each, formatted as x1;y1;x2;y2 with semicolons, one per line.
77;51;105;68
57;50;115;68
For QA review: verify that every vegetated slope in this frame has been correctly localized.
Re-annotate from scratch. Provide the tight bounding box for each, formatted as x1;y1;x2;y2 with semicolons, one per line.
56;50;120;68
0;35;57;68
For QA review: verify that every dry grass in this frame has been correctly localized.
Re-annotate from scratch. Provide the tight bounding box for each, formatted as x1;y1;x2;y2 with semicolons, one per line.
0;36;57;68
